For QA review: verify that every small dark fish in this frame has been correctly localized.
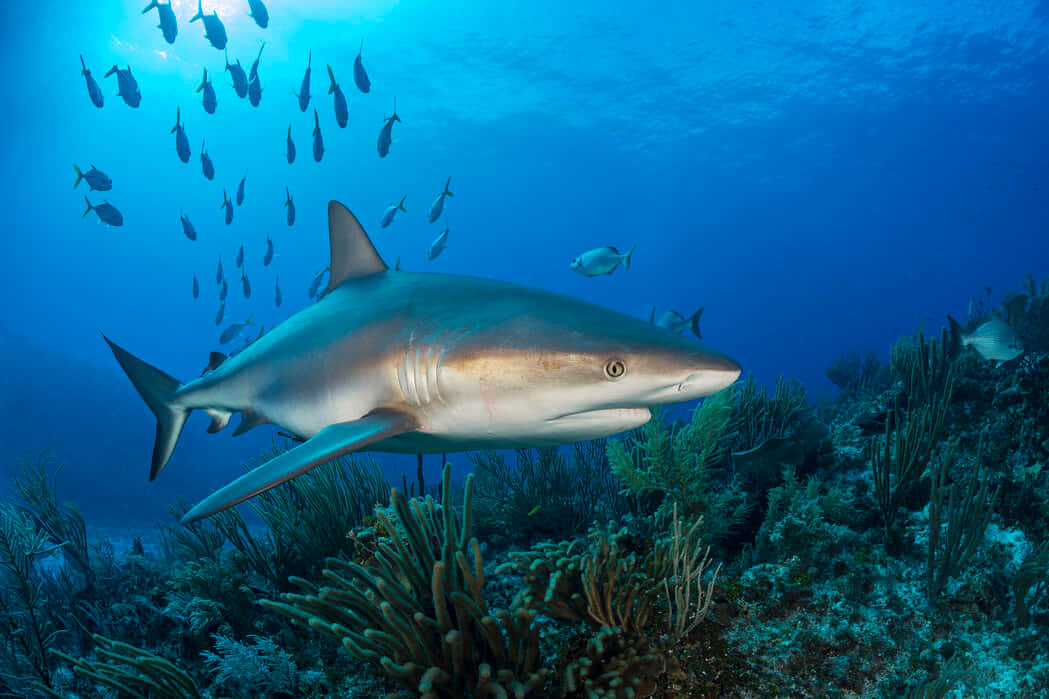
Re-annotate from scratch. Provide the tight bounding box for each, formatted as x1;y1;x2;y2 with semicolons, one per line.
221;188;233;225
189;0;227;50
171;107;191;163
309;266;329;298
236;174;246;206
104;64;141;108
196;67;217;114
248;76;262;106
296;50;311;112
219;316;254;344
241;268;251;298
82;196;123;226
312;108;324;162
192;275;199;298
247;0;269;29
327;64;348;128
225;49;248;98
142;0;177;44
249;41;265;82
353;40;370;93
427;177;453;223
73;164;111;191
219;279;228;301
284;186;295;226
201;140;215;180
275;275;282;307
79;55;104;108
216;257;223;283
180;213;196;241
380;195;406;228
377;97;400;158
263;236;274;266
236;243;244;268
215;302;225;326
286;125;296;164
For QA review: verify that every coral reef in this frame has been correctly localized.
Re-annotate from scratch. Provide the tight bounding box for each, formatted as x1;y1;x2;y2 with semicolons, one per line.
7;270;1049;697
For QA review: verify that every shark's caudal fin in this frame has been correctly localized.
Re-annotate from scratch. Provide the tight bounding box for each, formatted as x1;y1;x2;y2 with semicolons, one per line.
181;410;415;523
102;335;188;480
324;200;388;294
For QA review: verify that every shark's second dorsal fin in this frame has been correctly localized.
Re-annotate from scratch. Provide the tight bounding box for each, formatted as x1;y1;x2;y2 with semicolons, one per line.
326;200;387;293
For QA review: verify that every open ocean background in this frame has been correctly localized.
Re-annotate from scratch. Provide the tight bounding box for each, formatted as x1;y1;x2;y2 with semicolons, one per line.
1;0;1048;527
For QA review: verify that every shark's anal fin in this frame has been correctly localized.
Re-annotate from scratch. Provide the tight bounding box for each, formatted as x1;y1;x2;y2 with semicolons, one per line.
181;410;416;523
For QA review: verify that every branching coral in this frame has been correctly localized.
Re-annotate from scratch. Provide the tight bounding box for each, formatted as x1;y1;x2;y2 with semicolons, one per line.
562;626;668;699
46;634;201;699
0;503;65;692
607;390;745;538
731;374;808;451
262;464;549;698
471;441;630;544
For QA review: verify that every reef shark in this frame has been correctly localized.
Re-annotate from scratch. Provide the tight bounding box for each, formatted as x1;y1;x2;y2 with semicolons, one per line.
105;201;741;523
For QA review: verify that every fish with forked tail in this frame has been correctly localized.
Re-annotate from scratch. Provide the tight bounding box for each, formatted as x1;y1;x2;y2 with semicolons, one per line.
189;0;227;50
80;56;104;108
948;314;1023;364
570;245;635;277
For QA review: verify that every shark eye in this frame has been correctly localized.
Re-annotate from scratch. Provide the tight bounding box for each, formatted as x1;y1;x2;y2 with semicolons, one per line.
604;359;626;380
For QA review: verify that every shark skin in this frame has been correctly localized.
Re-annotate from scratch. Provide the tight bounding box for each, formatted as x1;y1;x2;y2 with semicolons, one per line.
104;201;741;523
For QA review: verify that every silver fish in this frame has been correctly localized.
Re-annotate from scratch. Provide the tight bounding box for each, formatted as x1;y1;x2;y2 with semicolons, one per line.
570;245;635;277
242;268;251;298
104;64;141;108
285;187;295;226
275;276;282;307
192;275;199;299
948;315;1023;363
427;177;453;223
225;49;247;98
353;40;370;93
73;165;111;191
309;266;329;298
196;67;217;114
296;50;311;112
377;98;399;158
221;189;233;225
171;107;190;163
380;195;406;228
286;125;296;164
649;307;703;339
214;302;225;325
219;316;254;344
312;108;324;162
80;55;104;108
236;244;244;268
428;224;449;261
189;0;227;50
263;237;274;266
327;64;348;128
201;140;215;180
180;214;196;241
142;0;177;44
82;197;123;226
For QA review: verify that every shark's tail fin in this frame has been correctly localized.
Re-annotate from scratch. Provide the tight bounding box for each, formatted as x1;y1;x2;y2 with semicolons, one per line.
102;335;188;480
622;244;636;271
689;307;704;340
73;165;84;189
190;0;203;22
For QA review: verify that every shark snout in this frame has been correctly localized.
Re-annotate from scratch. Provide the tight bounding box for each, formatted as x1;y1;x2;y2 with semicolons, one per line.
676;354;742;396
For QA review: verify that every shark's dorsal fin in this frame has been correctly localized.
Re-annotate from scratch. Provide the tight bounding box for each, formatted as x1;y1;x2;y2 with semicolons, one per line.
326;201;387;293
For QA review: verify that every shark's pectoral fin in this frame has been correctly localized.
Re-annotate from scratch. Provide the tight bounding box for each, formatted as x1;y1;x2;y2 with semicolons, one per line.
181;410;416;523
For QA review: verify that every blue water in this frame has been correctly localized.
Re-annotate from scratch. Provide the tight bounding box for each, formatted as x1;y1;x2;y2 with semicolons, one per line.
2;0;1048;525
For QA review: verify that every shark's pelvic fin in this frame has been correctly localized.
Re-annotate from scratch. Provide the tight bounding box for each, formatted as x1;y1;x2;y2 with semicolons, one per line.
326;200;387;295
102;334;187;481
181;410;416;523
232;409;267;436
